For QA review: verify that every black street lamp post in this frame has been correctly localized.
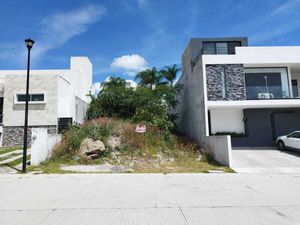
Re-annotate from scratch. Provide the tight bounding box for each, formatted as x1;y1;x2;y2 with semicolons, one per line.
22;38;34;173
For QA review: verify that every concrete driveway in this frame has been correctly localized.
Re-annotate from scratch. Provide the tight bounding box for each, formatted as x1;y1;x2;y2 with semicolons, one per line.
231;147;300;173
0;173;300;225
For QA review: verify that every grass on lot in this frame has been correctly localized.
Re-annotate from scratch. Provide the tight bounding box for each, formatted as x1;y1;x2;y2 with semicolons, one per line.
27;159;80;174
0;153;21;160
0;155;31;168
28;151;233;174
131;159;233;173
0;147;23;155
27;118;233;174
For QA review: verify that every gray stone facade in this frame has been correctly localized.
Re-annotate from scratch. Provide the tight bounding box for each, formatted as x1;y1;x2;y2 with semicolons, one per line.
2;126;57;147
206;64;246;101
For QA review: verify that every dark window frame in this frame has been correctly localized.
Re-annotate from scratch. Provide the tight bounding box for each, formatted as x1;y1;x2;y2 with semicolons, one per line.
244;67;291;100
202;41;241;55
16;93;45;103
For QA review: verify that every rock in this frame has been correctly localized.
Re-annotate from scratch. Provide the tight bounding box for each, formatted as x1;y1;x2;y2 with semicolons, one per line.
78;138;105;159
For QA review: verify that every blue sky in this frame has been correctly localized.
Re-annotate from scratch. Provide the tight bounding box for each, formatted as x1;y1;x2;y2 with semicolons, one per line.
1;0;300;89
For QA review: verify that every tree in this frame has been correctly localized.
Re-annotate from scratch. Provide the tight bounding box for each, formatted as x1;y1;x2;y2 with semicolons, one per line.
159;64;181;85
87;71;184;132
87;77;136;119
135;67;161;88
101;77;126;90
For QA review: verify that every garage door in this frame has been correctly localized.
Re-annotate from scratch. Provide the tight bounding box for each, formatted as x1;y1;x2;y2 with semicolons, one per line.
273;112;300;139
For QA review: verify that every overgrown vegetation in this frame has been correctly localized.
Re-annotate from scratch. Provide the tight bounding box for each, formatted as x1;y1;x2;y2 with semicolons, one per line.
51;119;113;160
87;65;183;132
28;66;231;173
29;118;231;173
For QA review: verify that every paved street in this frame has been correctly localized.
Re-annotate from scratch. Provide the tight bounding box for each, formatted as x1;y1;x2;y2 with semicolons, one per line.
0;173;300;225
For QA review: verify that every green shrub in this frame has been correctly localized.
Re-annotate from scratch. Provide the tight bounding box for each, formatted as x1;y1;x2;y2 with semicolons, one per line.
52;122;113;159
87;75;183;133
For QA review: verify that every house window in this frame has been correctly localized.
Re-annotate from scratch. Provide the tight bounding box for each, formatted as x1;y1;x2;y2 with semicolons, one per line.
16;94;45;103
58;117;73;133
244;68;290;99
292;80;299;97
216;43;228;54
202;41;241;55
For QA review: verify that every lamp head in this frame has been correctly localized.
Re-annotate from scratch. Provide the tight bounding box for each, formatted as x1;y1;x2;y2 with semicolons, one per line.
25;38;35;49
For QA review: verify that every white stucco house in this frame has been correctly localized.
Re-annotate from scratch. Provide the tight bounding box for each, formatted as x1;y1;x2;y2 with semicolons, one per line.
0;56;93;147
175;37;300;165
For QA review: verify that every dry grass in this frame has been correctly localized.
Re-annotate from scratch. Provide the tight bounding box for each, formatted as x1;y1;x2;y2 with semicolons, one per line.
30;117;232;174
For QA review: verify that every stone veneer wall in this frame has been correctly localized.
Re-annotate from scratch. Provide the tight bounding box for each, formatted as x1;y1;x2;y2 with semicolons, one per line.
206;64;246;101
2;126;57;147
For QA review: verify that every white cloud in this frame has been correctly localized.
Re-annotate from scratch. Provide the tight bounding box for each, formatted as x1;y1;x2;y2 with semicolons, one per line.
249;1;300;44
111;54;147;70
1;5;106;67
34;5;106;59
271;0;300;16
111;54;148;76
91;82;102;95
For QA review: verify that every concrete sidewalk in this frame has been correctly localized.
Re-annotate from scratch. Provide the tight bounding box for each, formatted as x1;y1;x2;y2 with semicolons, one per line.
232;148;300;173
0;173;300;225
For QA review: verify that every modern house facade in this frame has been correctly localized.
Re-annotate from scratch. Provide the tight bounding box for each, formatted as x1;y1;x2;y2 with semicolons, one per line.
0;56;92;147
176;37;300;148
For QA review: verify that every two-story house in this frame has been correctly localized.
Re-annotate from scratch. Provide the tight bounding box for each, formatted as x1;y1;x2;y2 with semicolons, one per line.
176;37;300;149
0;56;93;147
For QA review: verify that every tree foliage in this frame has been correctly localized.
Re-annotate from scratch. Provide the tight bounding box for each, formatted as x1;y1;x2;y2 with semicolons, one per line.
159;64;181;85
88;67;183;132
135;67;161;88
87;77;136;119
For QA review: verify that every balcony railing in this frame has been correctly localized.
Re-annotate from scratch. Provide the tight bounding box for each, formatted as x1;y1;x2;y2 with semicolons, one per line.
201;47;235;55
245;86;298;100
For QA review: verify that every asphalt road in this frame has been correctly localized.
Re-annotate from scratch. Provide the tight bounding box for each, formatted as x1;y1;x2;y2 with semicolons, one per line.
0;173;300;225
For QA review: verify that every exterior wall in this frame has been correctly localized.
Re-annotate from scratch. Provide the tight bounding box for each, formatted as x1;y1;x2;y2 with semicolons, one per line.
75;97;88;124
3;75;58;126
204;135;232;166
57;76;75;120
2;125;56;147
210;109;245;134
31;128;61;165
68;57;92;103
206;64;246;101
175;41;207;143
202;46;300;65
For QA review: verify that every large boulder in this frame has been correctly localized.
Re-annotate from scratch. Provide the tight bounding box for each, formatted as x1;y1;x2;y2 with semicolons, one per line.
78;138;105;159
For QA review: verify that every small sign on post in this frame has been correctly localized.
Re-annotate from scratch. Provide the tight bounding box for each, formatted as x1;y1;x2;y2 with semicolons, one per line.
135;124;146;133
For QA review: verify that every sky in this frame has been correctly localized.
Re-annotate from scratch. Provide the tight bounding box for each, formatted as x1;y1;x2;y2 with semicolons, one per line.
1;0;300;92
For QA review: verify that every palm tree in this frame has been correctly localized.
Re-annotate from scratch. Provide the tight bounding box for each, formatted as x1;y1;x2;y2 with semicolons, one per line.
135;67;161;88
101;77;126;90
159;64;181;85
